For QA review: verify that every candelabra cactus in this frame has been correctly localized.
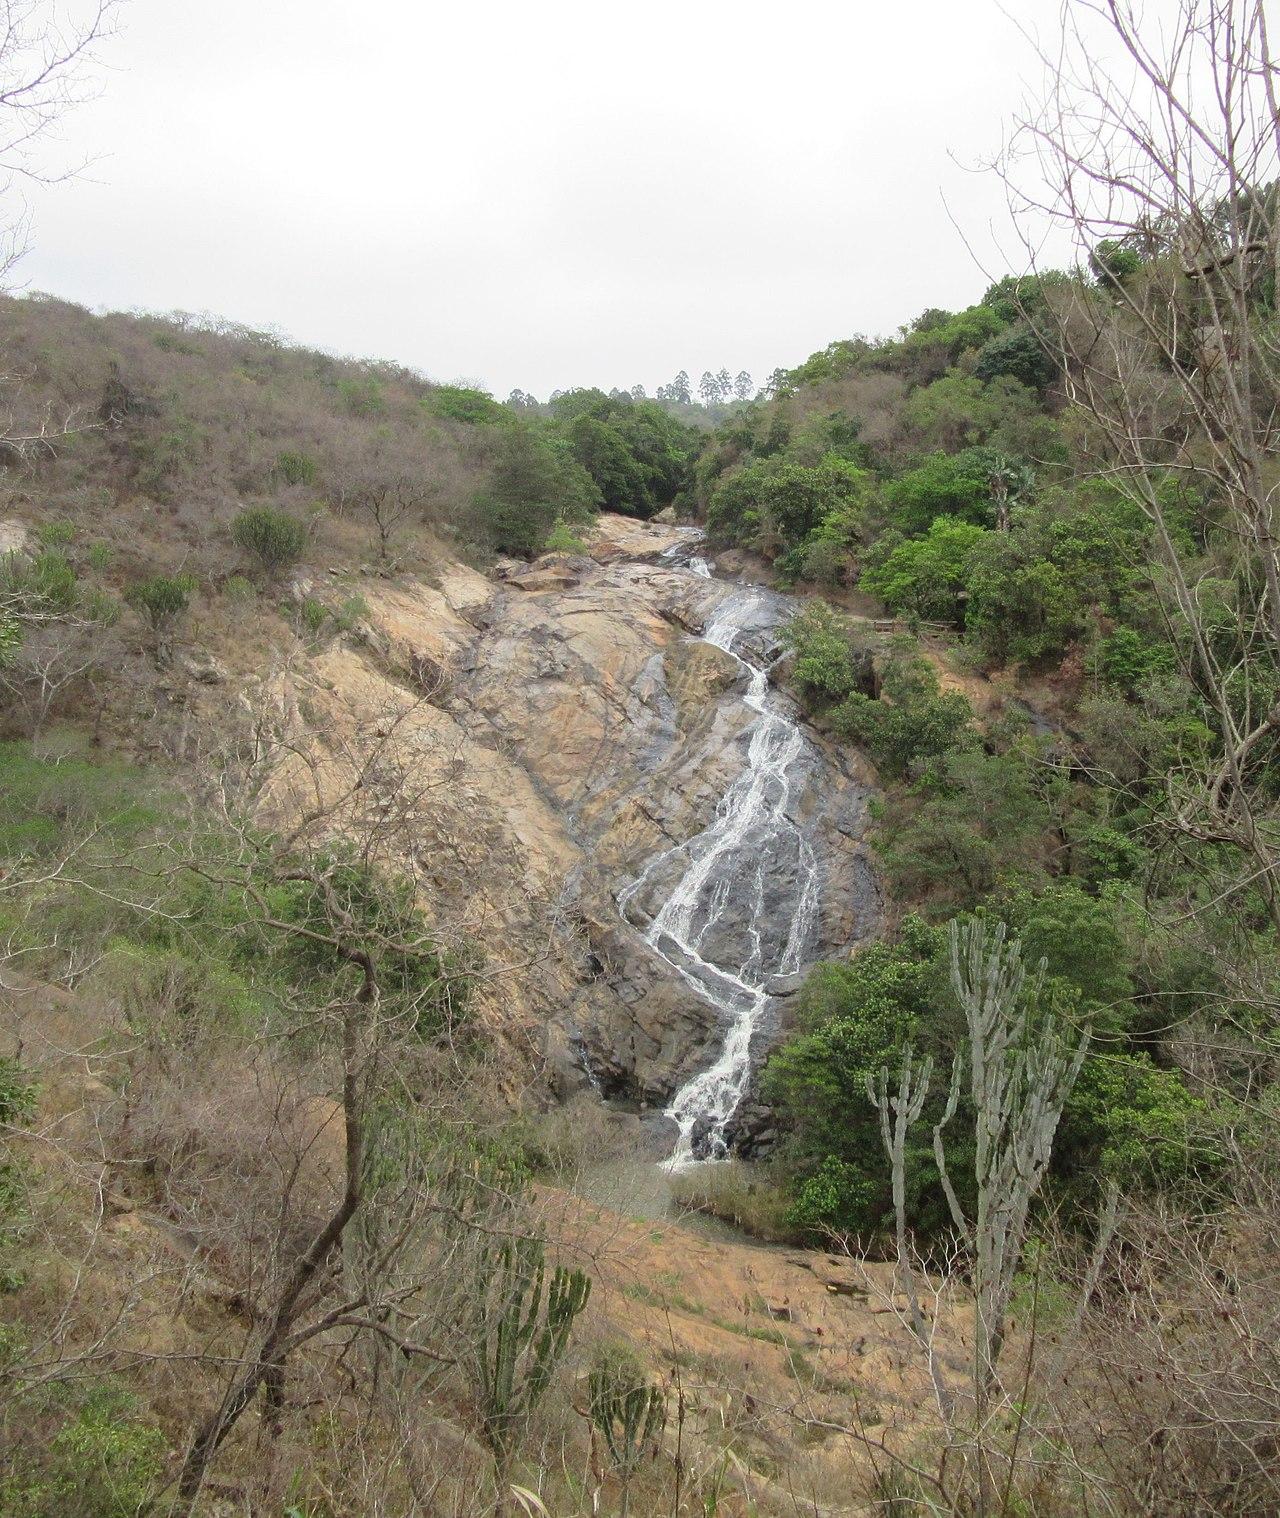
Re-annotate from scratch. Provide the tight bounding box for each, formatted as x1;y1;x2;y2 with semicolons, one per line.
471;1233;591;1471
587;1342;666;1518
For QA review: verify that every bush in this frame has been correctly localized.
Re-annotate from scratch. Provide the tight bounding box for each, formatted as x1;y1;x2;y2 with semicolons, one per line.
2;1386;166;1518
274;449;317;485
299;597;327;638
831;651;974;777
230;506;307;578
426;384;509;425
668;1160;801;1243
706;456;869;556
860;517;987;625
37;521;76;548
882;448;1002;536
544;518;589;554
974;324;1058;392
126;573;197;633
780;601;866;702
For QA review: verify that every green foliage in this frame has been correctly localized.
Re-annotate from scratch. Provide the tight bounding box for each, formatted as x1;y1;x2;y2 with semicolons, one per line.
971;560;1078;667
780;602;865;702
468;1233;591;1464
275;449;317;485
0;610;19;667
0;1056;36;1282
860;518;987;624
706;456;869;556
900;376;1047;455
267;855;468;1037
1090;238;1144;287
1092;626;1177;690
230;505;307;578
831;651;975;778
877;748;1048;903
126;573;197;632
995;882;1134;1023
332;593;369;632
973;324;1058;392
762;919;958;1236
544;518;588;554
37;521;76;548
223;574;255;604
552;389;698;518
2;1386;166;1518
980;271;1076;324
299;596;328;637
902;303;1007;372
471;426;599;557
336;375;385;416
882;449;1001;535
0;547;79;614
427;384;510;425
1059;1053;1222;1194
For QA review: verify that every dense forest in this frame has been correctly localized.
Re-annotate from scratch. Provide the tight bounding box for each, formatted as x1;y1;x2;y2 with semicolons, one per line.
2;1;1279;1515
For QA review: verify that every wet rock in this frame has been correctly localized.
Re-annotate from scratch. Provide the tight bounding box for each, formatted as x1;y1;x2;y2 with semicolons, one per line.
264;512;881;1141
765;972;807;998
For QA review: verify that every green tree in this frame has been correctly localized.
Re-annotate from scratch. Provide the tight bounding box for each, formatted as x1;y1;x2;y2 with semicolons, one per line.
230;507;307;579
882;449;1003;535
831;650;975;777
860;517;987;624
127;573;198;666
472;427;599;556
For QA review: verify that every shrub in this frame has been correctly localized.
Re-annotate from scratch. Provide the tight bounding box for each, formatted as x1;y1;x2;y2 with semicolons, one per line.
544;518;588;554
274;449;317;485
973;324;1058;392
831;651;974;777
860;517;987;625
299;597;327;638
230;506;307;578
882;449;1002;535
223;574;255;604
126;573;197;633
780;601;865;702
332;594;369;632
2;1386;165;1518
426;384;509;425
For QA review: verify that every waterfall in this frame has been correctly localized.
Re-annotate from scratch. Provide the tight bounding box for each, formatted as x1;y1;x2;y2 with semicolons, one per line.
619;549;820;1170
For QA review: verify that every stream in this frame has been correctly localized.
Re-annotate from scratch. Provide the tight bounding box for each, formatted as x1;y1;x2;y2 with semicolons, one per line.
618;547;822;1170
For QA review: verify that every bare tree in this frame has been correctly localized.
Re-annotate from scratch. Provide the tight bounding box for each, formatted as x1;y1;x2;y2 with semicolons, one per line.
0;0;121;279
171;693;477;1507
998;0;1280;938
330;431;440;562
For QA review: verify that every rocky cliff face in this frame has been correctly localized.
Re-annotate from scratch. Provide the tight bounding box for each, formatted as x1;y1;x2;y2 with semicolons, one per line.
260;515;881;1149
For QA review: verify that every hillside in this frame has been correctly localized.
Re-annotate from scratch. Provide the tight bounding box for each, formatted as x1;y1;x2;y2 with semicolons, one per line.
3;160;1280;1518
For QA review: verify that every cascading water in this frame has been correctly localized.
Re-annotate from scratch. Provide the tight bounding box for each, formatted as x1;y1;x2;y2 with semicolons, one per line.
619;548;820;1170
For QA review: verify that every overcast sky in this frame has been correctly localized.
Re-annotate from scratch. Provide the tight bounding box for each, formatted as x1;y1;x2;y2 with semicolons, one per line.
18;0;1077;399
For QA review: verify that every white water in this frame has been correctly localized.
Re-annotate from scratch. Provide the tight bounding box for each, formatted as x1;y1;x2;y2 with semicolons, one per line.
619;550;820;1170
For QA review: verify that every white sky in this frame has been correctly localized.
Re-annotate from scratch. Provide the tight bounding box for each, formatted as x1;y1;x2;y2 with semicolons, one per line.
17;0;1077;399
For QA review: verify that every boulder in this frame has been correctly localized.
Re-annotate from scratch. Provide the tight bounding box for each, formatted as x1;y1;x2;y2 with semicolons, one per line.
0;519;31;558
507;566;579;593
181;652;230;685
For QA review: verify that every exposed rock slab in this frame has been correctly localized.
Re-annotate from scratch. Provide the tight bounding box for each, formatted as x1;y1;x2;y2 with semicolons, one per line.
260;512;881;1130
